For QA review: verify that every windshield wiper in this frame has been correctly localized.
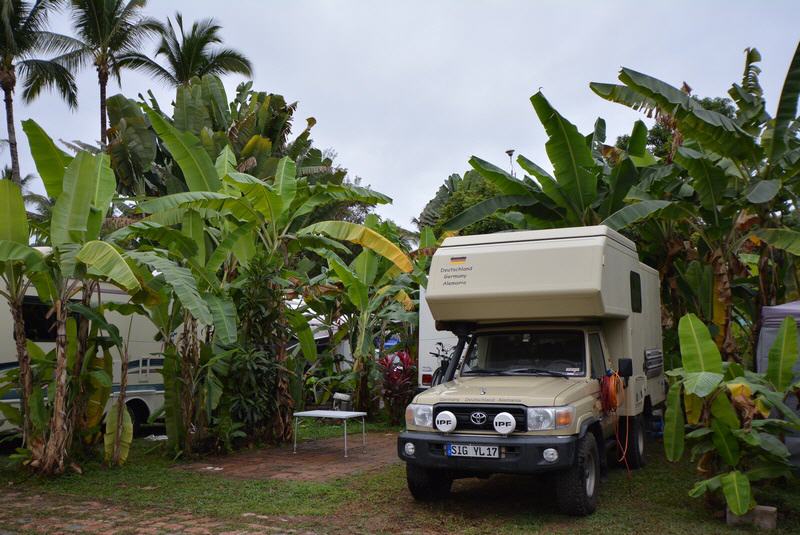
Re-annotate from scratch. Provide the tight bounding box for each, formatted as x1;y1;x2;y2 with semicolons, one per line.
504;367;572;378
462;369;513;376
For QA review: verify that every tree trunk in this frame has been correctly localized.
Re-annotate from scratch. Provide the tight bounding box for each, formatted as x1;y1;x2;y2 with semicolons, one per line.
10;301;33;447
98;67;108;145
2;81;20;184
112;342;129;465
178;315;198;455
70;283;95;441
39;299;71;474
353;311;371;413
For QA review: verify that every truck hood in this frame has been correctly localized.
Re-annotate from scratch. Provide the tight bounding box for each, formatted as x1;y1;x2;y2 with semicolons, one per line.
414;375;582;406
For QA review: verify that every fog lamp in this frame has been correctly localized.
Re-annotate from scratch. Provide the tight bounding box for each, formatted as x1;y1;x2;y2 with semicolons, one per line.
542;448;559;463
404;442;416;456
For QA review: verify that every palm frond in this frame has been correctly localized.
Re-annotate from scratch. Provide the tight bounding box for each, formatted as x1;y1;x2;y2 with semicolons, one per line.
203;48;253;78
116;51;177;86
18;58;78;108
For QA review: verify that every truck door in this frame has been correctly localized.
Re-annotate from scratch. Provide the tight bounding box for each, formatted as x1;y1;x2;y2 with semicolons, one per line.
588;332;614;436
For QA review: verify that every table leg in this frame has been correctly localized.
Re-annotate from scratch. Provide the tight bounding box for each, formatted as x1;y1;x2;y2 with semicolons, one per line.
293;416;298;454
362;416;366;453
344;418;348;458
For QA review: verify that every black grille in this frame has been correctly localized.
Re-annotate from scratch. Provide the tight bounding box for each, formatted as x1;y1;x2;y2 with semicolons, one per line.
434;404;527;432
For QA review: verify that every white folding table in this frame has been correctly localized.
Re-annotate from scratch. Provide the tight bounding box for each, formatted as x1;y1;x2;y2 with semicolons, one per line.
292;410;367;458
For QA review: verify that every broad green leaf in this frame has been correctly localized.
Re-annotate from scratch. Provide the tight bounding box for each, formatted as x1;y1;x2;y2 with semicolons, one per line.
602;200;671;231
287;308;318;362
589;82;660;115
689;474;721;498
755;228;800;255
139;191;232;214
204;294;238;345
223;172;281;220
469;156;533;196
215;145;237;178
182;209;206;265
674;147;727;220
206;221;257;273
530;92;597;212
599;158;638;218
756;432;790;459
104;404;133;465
678;313;723;374
0;180;28;244
50;152;112;245
618;68;758;161
352;249;379;287
442;195;536;231
769;42;800;162
22;119;72;199
320;250;369;311
720;471;751;516
683;371;723;398
766;316;798;391
627;120;648;156
664;381;685;461
108;221;198;259
126;251;212;325
684;392;703;425
144;107;220;192
0;241;45;271
746;463;792;482
201;75;231;127
745;180;781;204
711;419;740;466
300;221;413;273
710;393;740;429
76;241;141;292
273;156;297;213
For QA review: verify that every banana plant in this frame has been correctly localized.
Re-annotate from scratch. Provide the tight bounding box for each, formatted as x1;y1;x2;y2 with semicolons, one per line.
591;43;800;362
15;123;144;474
441;92;671;233
664;313;800;516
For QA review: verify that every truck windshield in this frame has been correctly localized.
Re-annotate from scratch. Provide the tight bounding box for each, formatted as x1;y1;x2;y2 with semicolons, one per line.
461;331;586;377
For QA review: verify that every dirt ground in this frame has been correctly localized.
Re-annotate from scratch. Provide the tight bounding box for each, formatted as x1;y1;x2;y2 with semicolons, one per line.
182;431;399;482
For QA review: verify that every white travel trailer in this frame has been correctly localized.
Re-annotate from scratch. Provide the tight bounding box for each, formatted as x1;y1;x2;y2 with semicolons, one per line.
399;226;666;516
0;284;163;434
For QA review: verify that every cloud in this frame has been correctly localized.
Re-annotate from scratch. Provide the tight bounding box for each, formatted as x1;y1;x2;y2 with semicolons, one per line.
9;0;799;226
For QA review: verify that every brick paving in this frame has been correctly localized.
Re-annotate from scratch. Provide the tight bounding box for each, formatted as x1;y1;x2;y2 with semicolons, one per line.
183;431;400;481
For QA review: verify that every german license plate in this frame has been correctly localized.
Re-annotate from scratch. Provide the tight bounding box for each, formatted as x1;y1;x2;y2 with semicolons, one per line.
446;444;499;458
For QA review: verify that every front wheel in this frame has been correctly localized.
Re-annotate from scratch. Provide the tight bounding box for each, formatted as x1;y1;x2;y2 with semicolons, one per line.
406;464;452;501
618;414;646;469
556;435;599;516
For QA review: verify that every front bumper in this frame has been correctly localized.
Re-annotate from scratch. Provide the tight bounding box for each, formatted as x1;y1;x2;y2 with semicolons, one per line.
397;431;578;475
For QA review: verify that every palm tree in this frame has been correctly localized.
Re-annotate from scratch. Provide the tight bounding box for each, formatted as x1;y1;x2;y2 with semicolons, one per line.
0;0;77;183
118;13;253;87
55;0;158;144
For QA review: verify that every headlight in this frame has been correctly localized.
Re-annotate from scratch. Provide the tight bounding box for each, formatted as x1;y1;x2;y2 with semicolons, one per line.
405;404;433;428
527;406;575;431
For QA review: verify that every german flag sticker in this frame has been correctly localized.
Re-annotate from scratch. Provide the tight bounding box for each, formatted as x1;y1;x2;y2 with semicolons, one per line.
449;256;467;264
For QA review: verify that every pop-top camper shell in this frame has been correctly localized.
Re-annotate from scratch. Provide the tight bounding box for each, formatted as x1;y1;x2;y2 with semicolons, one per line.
425;226;665;411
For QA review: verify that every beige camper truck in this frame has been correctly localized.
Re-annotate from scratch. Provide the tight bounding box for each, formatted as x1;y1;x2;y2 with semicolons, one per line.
398;226;666;516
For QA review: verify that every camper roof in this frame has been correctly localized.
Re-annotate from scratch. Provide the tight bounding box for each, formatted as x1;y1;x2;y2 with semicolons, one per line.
439;225;636;253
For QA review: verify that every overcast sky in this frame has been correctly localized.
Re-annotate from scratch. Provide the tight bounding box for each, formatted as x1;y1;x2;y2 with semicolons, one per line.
11;0;800;226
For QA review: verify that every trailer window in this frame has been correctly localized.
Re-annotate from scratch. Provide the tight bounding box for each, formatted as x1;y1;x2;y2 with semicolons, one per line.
21;296;57;342
462;331;585;377
630;271;642;313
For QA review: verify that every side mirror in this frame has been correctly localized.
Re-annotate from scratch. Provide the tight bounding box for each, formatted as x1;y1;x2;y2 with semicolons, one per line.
618;358;633;379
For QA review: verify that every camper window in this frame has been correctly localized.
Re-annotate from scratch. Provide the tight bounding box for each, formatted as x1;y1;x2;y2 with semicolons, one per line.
630;271;642;313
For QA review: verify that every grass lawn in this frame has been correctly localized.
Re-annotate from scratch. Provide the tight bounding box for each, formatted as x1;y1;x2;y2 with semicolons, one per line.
2;422;800;534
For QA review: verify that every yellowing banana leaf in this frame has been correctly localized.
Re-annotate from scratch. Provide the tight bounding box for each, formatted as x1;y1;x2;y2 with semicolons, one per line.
300;221;413;273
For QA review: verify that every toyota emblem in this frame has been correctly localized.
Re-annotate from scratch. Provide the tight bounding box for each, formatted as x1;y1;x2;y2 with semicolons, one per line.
470;411;488;425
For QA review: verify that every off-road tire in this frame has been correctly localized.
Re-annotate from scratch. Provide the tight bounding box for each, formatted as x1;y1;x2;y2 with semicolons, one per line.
556;435;599;516
619;414;646;469
406;464;452;501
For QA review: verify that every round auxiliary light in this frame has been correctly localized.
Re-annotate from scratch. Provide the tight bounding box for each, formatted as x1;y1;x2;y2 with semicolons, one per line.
404;442;416;456
543;448;559;463
435;410;457;433
493;412;516;435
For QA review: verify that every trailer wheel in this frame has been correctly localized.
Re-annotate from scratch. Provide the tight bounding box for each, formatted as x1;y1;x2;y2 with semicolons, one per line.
619;414;646;469
556;435;599;516
406;464;452;501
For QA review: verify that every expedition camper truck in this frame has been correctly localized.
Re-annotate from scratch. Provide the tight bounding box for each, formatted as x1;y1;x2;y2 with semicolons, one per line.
398;226;666;516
